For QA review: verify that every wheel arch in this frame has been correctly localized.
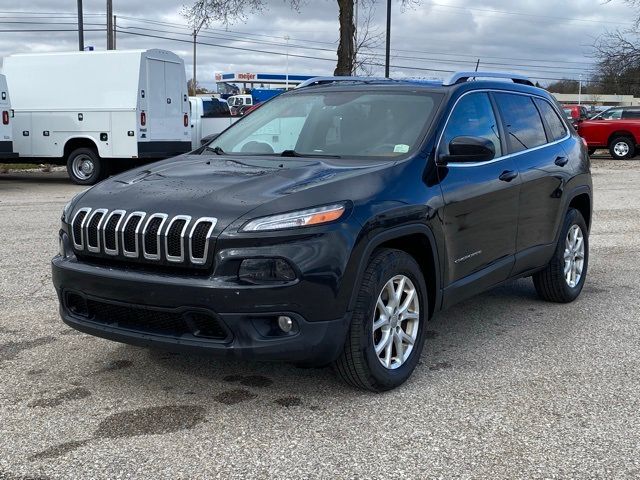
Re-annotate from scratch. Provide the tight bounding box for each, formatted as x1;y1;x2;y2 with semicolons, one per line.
607;130;636;146
63;137;100;159
567;189;592;232
348;224;442;320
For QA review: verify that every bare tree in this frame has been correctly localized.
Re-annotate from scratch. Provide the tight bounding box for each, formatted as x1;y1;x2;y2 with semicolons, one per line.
353;1;384;75
182;0;418;77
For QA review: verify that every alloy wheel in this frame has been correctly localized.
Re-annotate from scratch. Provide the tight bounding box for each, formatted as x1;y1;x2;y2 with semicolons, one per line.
372;275;420;369
564;224;585;288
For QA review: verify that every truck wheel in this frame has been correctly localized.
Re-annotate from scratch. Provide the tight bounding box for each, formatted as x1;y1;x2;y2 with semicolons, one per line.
533;208;589;303
609;136;635;160
587;148;596;156
66;148;104;185
334;249;428;391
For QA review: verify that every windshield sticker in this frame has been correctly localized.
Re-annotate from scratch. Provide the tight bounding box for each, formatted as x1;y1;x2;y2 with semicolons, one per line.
394;144;410;153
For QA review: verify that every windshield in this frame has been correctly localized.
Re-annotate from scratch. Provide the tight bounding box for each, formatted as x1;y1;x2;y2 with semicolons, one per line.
593;108;622;120
203;90;441;158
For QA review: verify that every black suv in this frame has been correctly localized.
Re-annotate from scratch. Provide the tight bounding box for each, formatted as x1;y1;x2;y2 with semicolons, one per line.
53;72;592;391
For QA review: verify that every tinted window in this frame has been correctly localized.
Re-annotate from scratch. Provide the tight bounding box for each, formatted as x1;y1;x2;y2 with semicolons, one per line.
441;92;501;158
202;99;230;118
600;108;622;120
495;93;547;153
535;99;567;142
622;110;640;119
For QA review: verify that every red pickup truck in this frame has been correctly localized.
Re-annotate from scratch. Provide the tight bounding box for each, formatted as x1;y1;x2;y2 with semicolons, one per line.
578;118;640;159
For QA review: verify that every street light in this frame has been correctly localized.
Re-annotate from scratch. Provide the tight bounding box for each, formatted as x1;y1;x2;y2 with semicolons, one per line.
192;18;207;96
384;0;391;78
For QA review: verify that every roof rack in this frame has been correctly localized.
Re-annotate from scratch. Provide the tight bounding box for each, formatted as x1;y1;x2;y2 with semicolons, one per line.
443;71;534;87
295;76;389;89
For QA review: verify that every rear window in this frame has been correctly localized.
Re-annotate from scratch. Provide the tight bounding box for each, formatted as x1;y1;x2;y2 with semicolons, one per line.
494;93;547;153
202;99;230;118
535;99;567;142
622;110;640;119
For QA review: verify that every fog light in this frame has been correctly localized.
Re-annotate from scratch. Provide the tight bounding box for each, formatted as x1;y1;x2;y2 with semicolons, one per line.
278;315;293;333
59;236;65;257
238;258;296;284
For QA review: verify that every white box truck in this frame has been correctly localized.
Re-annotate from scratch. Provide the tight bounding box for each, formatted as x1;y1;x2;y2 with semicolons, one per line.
2;49;191;184
188;96;237;149
0;73;18;160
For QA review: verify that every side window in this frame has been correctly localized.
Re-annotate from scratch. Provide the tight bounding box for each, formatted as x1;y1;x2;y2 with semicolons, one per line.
494;93;547;153
602;108;622;120
535;99;567;142
441;92;501;158
622;110;640;119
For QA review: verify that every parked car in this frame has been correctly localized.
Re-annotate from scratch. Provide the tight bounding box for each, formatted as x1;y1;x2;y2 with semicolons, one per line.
52;72;592;391
1;49;191;184
578;116;640;159
0;73;18;160
189;96;237;149
562;104;589;128
589;105;640;120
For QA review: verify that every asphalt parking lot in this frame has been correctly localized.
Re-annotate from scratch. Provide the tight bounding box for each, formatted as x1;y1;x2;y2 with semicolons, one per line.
1;157;639;479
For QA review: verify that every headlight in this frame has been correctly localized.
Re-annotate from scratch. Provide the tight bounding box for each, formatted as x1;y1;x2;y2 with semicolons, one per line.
241;203;346;232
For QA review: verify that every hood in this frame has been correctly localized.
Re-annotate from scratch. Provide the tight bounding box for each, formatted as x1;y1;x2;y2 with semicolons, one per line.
74;153;390;231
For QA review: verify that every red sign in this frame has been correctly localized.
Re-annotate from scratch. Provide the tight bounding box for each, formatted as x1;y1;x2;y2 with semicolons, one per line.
237;73;256;81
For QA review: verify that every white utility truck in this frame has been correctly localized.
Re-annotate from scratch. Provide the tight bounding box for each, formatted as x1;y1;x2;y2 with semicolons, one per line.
0;73;17;160
188;96;237;149
2;49;191;184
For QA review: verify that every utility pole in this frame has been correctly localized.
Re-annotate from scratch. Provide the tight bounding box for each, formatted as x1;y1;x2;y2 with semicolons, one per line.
192;18;207;96
384;0;391;78
285;35;290;89
578;74;583;105
354;0;358;76
77;0;84;51
113;15;116;49
106;0;113;50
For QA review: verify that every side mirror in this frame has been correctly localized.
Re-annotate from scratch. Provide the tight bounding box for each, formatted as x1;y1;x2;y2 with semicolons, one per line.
438;136;496;165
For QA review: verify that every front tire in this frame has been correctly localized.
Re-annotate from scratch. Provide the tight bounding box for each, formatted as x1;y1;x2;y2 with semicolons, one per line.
334;249;428;391
609;136;635;160
66;148;104;185
533;208;589;303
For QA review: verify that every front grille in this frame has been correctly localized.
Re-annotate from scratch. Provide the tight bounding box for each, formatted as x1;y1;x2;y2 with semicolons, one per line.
79;298;228;340
69;208;217;268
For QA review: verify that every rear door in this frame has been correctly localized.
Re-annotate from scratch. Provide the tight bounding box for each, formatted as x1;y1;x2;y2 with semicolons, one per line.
437;91;521;294
493;93;571;274
146;58;185;141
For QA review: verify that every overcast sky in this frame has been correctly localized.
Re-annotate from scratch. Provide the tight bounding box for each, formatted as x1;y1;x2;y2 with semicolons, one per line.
0;0;634;89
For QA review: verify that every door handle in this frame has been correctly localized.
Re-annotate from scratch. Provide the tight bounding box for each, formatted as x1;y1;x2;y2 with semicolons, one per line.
499;170;518;182
555;156;569;167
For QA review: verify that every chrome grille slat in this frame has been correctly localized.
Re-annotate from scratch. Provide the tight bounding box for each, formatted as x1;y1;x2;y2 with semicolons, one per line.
102;209;126;255
69;208;216;267
70;207;92;249
85;208;107;253
165;215;191;263
121;211;146;258
142;213;168;261
189;217;217;265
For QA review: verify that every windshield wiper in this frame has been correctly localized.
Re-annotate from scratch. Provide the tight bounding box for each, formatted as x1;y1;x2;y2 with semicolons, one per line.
280;149;341;159
204;145;225;155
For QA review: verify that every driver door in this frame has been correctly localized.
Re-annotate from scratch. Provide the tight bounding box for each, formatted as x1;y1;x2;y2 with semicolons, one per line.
436;92;521;303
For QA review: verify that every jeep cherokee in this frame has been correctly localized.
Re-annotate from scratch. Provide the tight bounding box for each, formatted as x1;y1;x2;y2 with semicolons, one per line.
52;72;593;391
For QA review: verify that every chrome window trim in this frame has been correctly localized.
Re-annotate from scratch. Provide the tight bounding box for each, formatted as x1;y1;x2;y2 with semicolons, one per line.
121;211;146;258
102;209;126;256
164;215;192;263
142;213;168;261
188;217;218;265
70;207;92;250
436;89;571;168
85;208;108;253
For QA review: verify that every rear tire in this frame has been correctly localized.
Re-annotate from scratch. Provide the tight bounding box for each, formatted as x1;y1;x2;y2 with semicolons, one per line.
533;208;588;303
587;148;596;156
334;249;428;391
608;136;635;160
66;148;104;185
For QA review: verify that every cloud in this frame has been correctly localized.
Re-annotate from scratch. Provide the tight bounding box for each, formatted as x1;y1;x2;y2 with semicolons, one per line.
0;0;633;89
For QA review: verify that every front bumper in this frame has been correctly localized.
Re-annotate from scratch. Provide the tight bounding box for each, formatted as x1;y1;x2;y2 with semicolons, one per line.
52;256;351;364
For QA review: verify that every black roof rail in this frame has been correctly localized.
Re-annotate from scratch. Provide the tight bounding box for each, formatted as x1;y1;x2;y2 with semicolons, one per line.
443;71;535;87
295;76;389;89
